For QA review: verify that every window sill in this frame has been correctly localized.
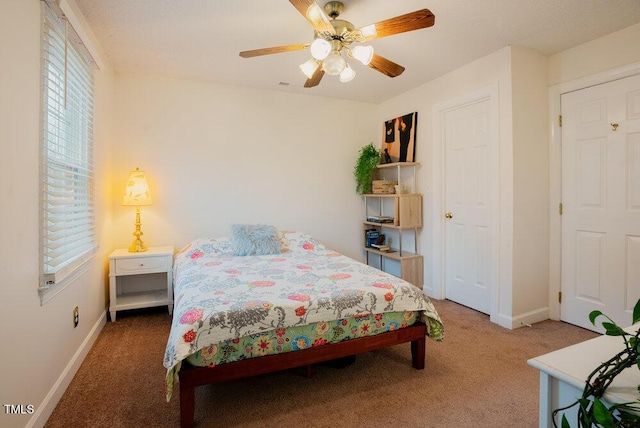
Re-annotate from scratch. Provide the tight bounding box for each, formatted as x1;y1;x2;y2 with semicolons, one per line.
39;254;95;305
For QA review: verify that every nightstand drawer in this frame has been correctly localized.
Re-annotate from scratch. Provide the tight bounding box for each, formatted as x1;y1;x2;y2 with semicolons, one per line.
115;255;169;275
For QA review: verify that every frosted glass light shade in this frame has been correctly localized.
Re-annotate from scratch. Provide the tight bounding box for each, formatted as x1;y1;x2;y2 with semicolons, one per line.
299;58;320;79
122;167;152;206
322;51;346;75
359;24;377;38
339;63;356;82
351;45;374;65
310;38;331;60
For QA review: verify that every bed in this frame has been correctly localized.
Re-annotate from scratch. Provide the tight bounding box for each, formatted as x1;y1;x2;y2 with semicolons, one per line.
164;227;444;427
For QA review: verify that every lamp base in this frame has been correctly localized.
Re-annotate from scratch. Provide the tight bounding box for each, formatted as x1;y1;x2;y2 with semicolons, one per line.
128;239;148;253
128;206;148;252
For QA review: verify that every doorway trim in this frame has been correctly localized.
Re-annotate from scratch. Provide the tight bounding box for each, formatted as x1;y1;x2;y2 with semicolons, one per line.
548;61;640;321
431;83;500;325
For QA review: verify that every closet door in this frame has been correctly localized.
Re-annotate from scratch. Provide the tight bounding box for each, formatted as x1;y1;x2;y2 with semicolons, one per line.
560;73;640;331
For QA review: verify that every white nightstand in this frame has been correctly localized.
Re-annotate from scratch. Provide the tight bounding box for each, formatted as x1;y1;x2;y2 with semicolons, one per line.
108;246;174;321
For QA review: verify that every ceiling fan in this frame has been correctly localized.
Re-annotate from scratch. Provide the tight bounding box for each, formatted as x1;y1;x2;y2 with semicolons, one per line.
239;0;435;88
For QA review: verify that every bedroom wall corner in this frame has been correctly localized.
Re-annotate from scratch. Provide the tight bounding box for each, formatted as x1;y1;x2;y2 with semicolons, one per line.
510;46;550;323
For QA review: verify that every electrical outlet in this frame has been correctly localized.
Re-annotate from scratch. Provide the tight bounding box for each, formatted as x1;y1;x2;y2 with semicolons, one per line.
73;306;79;328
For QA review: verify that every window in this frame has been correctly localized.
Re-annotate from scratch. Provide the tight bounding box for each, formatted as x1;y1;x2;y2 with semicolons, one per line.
39;1;97;303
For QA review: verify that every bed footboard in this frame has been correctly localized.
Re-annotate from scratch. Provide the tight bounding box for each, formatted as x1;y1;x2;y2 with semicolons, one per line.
178;322;426;428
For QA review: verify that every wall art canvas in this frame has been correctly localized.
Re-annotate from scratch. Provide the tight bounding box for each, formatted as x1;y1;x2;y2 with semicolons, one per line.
381;112;417;163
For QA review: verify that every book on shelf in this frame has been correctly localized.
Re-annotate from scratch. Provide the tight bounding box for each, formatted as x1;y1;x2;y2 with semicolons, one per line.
365;229;379;248
367;216;394;223
370;243;392;252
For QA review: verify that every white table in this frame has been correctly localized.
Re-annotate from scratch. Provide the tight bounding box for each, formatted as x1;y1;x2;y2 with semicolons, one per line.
108;246;174;321
528;330;640;427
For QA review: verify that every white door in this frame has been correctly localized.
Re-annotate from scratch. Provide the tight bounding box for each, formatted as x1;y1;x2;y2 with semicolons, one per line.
561;73;640;332
444;98;494;314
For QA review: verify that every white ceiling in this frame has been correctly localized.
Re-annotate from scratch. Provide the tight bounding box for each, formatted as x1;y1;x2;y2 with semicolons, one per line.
74;0;640;104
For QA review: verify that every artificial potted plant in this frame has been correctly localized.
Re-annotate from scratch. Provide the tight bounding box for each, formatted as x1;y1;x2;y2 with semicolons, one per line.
353;143;381;194
553;299;640;427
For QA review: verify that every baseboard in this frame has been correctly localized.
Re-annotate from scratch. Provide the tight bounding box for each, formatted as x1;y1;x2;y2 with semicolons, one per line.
497;307;549;330
27;309;107;428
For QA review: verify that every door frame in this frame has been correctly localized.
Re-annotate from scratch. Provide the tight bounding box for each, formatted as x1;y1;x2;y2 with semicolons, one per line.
431;84;500;324
548;61;640;321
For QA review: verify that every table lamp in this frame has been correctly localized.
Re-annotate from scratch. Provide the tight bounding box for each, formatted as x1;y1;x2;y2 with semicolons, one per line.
122;167;152;252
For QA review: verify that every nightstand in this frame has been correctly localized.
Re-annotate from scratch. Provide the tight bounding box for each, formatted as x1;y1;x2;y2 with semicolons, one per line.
108;246;174;321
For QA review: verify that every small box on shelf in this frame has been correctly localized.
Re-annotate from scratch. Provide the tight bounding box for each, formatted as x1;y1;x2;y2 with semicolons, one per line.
372;180;397;194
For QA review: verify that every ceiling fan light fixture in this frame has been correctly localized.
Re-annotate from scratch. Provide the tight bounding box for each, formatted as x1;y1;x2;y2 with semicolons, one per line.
239;4;435;88
359;24;377;39
350;45;374;65
299;58;320;79
339;63;356;82
310;38;331;60
322;51;346;76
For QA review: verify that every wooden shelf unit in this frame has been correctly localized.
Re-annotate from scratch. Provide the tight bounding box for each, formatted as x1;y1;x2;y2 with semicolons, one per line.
363;163;423;288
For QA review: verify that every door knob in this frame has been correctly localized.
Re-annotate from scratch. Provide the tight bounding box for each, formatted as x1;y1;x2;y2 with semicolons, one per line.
445;212;453;219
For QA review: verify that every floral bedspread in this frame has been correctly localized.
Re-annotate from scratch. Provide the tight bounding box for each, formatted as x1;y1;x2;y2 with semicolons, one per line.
186;311;419;367
164;231;444;400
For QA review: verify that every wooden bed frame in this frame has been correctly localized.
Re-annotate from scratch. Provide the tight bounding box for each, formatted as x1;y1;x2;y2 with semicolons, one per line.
178;321;427;427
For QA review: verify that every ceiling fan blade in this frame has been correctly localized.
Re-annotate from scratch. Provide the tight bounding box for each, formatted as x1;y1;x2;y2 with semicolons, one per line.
360;9;435;41
304;68;325;88
289;0;336;34
239;44;308;58
368;54;405;78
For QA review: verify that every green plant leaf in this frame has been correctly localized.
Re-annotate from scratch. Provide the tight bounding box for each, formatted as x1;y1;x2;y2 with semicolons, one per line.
353;143;381;194
578;397;590;411
602;322;626;336
633;299;640;325
555;304;640;428
589;310;604;325
592;398;615;428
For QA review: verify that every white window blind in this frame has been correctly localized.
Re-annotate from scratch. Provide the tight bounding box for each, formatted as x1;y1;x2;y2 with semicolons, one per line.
39;1;96;301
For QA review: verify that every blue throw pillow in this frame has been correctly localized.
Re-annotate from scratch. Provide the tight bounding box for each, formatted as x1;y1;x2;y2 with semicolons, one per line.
231;224;282;256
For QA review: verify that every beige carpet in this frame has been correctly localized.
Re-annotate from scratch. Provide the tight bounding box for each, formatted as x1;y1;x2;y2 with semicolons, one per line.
45;299;597;428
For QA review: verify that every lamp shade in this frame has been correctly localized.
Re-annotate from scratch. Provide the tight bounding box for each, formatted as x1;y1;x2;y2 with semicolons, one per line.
339;63;356;82
299;58;320;79
322;51;346;76
350;45;374;65
359;24;376;39
122;167;152;206
310;38;331;61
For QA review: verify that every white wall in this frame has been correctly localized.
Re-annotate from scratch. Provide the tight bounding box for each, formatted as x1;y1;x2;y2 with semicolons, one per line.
109;74;378;259
548;22;640;86
0;1;113;427
510;46;550;319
